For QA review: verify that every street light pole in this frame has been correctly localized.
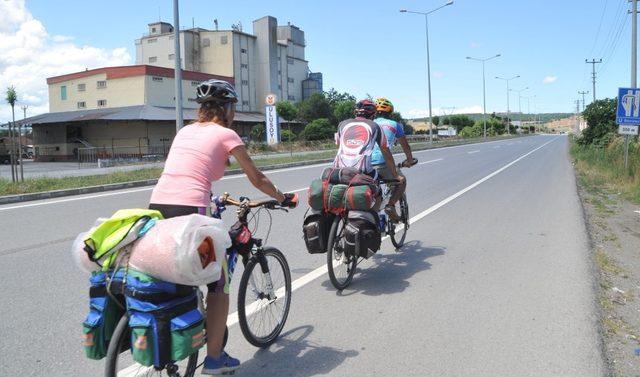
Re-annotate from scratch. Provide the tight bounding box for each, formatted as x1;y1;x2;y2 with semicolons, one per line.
173;0;184;133
509;87;528;133
401;0;454;144
496;75;520;134
467;54;501;138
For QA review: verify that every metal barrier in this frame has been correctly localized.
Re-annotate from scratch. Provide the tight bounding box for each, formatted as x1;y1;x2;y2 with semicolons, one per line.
77;145;170;168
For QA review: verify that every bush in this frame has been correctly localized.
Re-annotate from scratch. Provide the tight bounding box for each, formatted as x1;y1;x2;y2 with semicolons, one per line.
580;98;617;145
280;129;297;142
333;100;356;123
459;124;482;138
303;118;335;141
250;124;265;142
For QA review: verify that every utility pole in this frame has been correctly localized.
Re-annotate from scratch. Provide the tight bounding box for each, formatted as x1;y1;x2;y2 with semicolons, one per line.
19;105;26;181
173;0;184;133
585;59;602;102
632;0;638;87
575;99;581;133
578;91;589;112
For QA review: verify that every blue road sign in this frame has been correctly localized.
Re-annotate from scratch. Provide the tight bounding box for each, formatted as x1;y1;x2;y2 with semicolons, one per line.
617;87;640;125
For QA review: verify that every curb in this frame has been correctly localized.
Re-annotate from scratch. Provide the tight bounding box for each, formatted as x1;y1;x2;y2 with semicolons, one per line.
0;135;524;206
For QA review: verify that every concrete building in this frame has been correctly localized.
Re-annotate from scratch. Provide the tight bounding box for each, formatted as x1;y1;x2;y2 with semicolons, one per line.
135;16;322;112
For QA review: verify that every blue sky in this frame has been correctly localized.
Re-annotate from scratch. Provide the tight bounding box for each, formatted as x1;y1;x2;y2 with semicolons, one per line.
0;0;635;122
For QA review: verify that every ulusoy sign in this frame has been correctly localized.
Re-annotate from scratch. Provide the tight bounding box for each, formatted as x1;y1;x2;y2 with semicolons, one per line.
616;87;640;125
265;105;280;145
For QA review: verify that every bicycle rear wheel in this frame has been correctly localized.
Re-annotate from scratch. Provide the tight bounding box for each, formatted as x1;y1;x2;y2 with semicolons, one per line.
390;195;409;249
238;247;292;348
326;216;357;290
104;315;198;377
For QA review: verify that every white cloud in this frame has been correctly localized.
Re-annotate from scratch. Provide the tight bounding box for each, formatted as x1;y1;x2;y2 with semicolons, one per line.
470;41;482;49
543;75;558;84
0;0;131;123
405;105;484;119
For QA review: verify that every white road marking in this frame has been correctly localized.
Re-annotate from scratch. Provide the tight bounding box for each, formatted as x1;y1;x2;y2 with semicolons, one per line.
0;137;528;211
417;158;444;165
493;146;500;149
118;136;557;375
467;150;480;154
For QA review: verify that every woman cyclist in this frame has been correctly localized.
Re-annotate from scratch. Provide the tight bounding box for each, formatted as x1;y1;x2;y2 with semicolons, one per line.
148;79;296;375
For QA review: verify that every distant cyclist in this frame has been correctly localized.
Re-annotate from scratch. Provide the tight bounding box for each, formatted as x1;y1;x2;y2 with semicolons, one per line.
371;97;415;222
333;99;404;209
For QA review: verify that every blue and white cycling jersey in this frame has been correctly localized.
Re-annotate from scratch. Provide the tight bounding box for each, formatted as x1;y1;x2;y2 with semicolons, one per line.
371;117;405;166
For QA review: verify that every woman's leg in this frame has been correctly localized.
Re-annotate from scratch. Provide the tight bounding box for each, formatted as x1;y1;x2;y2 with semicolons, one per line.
206;291;229;357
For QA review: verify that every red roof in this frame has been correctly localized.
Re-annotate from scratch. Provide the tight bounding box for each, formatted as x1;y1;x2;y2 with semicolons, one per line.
46;65;234;85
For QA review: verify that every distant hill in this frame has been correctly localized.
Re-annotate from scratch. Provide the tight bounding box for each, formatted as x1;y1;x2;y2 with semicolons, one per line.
409;113;573;123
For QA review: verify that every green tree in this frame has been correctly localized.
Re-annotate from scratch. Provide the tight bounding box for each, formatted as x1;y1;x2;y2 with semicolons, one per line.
325;88;356;106
250;123;265;142
442;117;450;125
333;100;356;122
432;115;440;127
297;92;333;123
303;118;334;141
460;124;483;138
580;98;617;145
448;115;475;132
276;101;297;121
5;86;18;182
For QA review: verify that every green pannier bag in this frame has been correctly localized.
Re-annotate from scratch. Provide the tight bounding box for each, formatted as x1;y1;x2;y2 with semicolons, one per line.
307;178;325;210
344;185;375;210
325;184;348;212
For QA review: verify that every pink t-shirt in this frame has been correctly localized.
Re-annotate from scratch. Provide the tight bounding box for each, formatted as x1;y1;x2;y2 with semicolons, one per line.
150;122;244;207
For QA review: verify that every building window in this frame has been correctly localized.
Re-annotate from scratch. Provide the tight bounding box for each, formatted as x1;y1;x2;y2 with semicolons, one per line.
149;56;157;63
60;86;67;100
147;38;157;44
241;80;249;86
168;54;175;60
278;84;282;90
242;100;250;106
97;99;107;107
152;76;163;82
241;48;247;54
288;95;295;101
78;83;86;92
221;36;228;45
287;57;294;65
77;101;86;109
287;77;294;83
202;38;210;47
151;27;157;33
97;81;107;89
241;63;248;69
191;81;199;86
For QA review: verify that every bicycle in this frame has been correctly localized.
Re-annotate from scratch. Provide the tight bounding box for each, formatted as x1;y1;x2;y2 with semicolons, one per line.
104;193;296;377
326;159;416;290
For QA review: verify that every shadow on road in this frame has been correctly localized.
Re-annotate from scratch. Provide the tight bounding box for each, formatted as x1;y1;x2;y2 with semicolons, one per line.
322;240;446;297
238;325;358;376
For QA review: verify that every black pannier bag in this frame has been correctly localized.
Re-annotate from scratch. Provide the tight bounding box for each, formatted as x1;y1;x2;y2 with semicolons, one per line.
343;211;381;259
302;209;334;254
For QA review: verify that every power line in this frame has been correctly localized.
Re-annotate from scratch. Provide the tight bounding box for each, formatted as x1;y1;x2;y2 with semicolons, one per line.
589;0;610;56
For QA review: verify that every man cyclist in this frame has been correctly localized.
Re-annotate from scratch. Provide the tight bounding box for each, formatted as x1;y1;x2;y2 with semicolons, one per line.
334;99;404;210
371;97;415;222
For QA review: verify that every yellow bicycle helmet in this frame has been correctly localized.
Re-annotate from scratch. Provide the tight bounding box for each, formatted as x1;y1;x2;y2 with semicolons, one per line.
375;97;394;114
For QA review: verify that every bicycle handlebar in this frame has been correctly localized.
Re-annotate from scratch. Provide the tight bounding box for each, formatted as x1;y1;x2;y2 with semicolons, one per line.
218;192;298;210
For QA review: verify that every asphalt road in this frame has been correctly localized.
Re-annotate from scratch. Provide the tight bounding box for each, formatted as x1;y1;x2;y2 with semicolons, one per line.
0;135;606;376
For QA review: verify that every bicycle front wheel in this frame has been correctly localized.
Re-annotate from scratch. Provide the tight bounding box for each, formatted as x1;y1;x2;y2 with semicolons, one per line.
326;216;357;290
104;315;198;377
238;247;292;348
390;195;409;249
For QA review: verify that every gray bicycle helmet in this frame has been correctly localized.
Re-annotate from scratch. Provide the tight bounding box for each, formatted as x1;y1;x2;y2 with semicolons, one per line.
196;79;239;104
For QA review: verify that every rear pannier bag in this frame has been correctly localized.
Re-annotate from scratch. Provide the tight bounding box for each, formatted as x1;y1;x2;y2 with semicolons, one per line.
82;270;126;360
125;269;204;368
302;209;334;254
344;211;381;259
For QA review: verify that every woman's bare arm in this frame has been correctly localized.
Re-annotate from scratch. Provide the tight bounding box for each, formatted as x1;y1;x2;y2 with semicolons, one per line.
231;145;286;202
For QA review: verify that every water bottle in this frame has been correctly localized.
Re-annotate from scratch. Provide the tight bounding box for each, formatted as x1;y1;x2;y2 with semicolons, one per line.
378;212;387;235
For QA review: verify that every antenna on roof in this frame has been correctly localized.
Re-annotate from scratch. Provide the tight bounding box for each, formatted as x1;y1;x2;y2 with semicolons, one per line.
158;6;161;22
214;19;219;31
192;17;195;29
